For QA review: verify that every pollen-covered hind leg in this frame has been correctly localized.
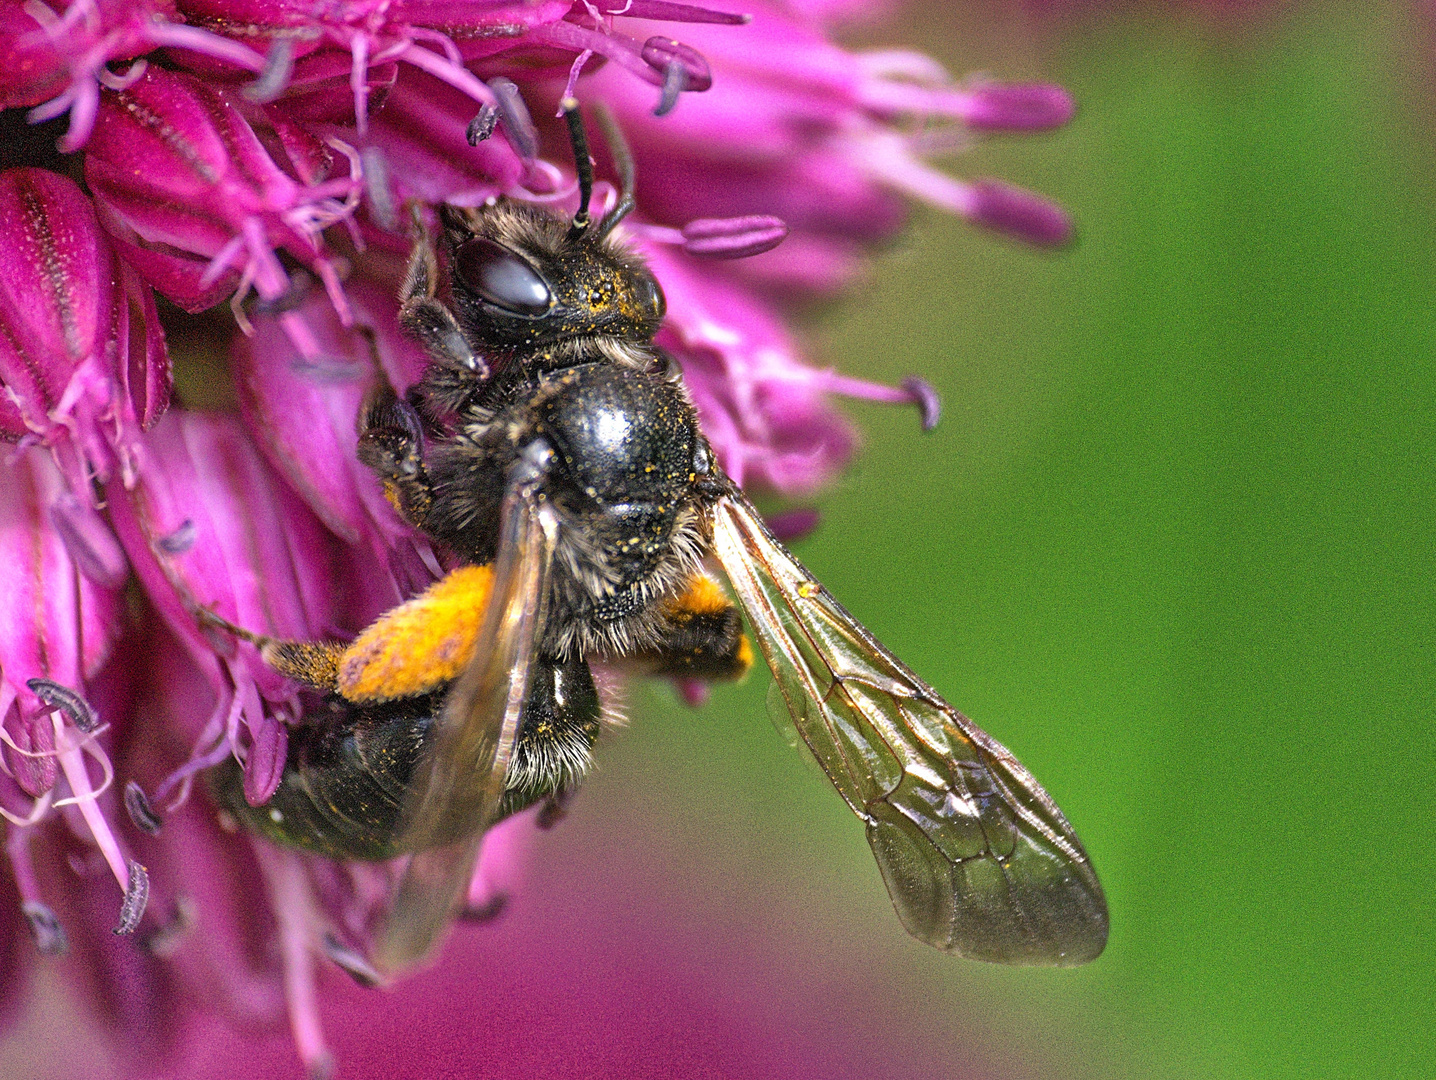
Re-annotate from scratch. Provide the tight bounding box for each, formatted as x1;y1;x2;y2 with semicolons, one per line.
635;573;752;682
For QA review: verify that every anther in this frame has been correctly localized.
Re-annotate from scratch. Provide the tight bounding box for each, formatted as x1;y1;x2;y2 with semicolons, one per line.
488;77;538;160
322;933;383;988
157;519;197;555
113;859;149;935
244;38;294;104
901;376;942;431
466;105;498;146
22;901;69;956
124;781;163;836
641;38;713;93
27;679;97;732
682;215;789;259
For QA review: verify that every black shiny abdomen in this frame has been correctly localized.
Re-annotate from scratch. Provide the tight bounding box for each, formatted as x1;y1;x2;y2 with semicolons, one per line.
213;654;600;861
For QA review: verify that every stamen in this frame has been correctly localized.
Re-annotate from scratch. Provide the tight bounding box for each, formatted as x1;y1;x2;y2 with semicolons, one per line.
488;78;538;161
641;37;713;93
811;370;942;431
322;933;382;987
48;495;128;588
27;679;97;733
681;215;789;259
963;180;1073;247
244;39;294;104
95;59;148;92
22;901;69;956
902;376;942;431
466;106;498;146
124;780;163;835
114;859;149;935
157;519;196;555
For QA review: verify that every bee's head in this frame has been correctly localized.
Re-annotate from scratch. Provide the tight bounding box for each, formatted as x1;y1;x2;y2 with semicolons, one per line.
441;101;665;352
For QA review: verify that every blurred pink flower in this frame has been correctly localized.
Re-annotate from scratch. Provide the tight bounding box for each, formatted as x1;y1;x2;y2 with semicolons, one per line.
0;0;1077;1074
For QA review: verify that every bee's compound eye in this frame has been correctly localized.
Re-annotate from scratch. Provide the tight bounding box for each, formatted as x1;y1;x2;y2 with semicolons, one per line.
632;270;665;321
455;238;551;315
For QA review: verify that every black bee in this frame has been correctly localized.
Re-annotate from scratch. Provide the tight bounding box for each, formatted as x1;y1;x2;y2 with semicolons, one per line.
210;101;1108;975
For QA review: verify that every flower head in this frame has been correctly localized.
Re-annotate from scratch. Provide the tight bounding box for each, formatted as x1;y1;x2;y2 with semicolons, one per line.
0;0;1078;1073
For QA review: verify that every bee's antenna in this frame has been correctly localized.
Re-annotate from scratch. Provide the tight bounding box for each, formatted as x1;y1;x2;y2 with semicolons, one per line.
593;103;636;240
561;98;594;238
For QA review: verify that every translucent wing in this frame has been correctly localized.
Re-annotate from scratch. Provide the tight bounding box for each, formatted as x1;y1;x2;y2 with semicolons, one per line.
712;492;1108;965
373;444;558;975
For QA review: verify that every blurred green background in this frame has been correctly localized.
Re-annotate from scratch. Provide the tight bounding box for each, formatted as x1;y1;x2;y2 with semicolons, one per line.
526;3;1436;1079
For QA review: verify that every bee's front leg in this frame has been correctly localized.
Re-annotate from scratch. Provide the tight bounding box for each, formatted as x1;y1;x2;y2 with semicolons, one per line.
358;378;434;526
397;207;487;381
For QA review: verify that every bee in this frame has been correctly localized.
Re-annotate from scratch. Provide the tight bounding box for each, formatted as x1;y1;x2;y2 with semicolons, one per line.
209;101;1108;975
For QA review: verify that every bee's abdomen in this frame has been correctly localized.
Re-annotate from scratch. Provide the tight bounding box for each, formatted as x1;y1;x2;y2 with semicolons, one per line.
212;694;438;862
209;655;603;861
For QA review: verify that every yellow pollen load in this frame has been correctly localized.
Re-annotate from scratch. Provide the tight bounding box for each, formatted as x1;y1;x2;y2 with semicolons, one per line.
663;574;733;620
336;564;495;702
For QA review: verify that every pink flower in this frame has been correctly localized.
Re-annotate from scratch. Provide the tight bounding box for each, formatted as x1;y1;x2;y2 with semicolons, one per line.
0;0;1080;1073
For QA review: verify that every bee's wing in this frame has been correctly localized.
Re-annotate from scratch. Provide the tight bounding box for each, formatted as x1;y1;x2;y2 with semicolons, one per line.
711;492;1108;965
373;445;559;975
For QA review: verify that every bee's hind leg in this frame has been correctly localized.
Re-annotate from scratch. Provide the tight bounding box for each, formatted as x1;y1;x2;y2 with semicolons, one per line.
632;573;753;683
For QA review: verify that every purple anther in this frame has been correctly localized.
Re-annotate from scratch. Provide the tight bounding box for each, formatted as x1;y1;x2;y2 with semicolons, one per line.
488;77;538;160
114;859;149;935
27;679;98;732
49;495;129;589
466;105;499;146
616;1;750;24
965;180;1073;247
124;781;163;836
682;215;789;259
962;83;1075;132
641;38;713;93
157;519;197;555
901;376;942;431
22;901;69;957
323;933;383;987
765;507;821;543
244;39;294;104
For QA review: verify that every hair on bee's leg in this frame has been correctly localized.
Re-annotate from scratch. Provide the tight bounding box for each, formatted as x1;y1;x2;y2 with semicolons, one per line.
635;573;753;682
497;655;603;823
